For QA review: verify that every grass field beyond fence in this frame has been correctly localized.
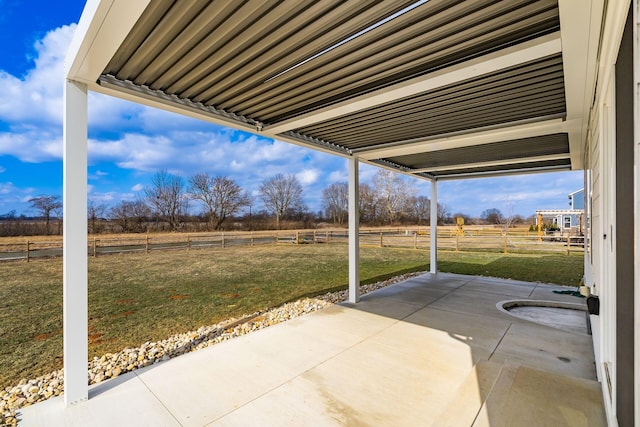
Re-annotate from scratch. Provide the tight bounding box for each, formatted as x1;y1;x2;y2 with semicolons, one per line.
0;244;584;389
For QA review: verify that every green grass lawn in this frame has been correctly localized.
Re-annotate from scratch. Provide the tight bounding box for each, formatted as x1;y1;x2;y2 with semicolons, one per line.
0;245;583;388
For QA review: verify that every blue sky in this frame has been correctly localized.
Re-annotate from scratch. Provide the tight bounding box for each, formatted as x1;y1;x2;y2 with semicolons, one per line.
0;1;583;219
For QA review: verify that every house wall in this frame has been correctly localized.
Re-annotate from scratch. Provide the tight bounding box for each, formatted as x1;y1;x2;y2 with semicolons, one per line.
583;1;635;424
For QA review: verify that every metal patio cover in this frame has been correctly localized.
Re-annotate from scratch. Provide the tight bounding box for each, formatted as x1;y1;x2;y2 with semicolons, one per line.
67;0;598;181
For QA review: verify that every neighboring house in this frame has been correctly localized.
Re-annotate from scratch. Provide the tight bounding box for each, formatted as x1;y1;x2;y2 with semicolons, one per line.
569;188;585;210
536;189;584;235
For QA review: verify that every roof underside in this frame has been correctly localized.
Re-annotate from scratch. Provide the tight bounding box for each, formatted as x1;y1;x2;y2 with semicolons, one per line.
71;0;592;180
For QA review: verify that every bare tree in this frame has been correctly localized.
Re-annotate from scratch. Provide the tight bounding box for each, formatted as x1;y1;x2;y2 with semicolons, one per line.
436;202;450;225
109;199;151;233
372;169;416;223
481;208;504;225
259;174;305;229
88;200;107;234
189;173;251;230
144;170;186;231
322;182;348;225
28;195;62;234
359;183;380;224
406;195;430;225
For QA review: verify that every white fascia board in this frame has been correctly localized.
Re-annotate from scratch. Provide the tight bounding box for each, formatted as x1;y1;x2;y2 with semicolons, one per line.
263;32;562;136
434;164;571;181
594;0;632;108
65;0;150;82
409;153;571;174
358;118;577;160
90;79;353;160
558;0;605;169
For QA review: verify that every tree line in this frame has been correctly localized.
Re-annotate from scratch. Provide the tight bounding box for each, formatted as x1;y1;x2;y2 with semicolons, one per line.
0;169;532;236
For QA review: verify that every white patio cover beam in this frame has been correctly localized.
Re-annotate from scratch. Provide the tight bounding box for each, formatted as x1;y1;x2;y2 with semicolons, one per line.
430;180;438;274
65;0;150;83
63;80;89;406
358;118;575;160
558;0;604;168
409;153;571;174
348;157;360;303
263;32;562;136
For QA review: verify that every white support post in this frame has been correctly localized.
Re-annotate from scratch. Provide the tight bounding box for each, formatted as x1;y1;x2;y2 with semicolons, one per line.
63;80;88;406
633;0;640;421
430;180;438;274
348;157;360;303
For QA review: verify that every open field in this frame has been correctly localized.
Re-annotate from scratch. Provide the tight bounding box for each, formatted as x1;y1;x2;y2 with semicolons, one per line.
0;244;584;389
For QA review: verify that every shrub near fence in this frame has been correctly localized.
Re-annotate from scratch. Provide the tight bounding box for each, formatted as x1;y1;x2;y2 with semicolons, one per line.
0;227;583;262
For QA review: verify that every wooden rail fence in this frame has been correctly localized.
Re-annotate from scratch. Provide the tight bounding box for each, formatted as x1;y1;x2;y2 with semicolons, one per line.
0;227;584;262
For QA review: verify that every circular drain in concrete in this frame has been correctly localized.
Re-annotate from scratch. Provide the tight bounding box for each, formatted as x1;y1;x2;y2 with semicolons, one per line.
497;300;589;335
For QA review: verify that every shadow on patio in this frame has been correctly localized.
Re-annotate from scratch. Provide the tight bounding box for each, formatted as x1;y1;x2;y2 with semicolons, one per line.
19;273;605;426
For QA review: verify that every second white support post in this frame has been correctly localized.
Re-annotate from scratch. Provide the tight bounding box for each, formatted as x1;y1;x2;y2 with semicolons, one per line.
63;80;89;406
430;179;438;274
348;157;360;303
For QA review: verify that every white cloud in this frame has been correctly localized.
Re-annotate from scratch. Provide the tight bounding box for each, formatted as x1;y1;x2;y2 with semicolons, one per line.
131;183;144;192
0;182;17;195
88;191;118;203
296;168;320;186
0;182;37;210
0;25;74;125
0;129;62;162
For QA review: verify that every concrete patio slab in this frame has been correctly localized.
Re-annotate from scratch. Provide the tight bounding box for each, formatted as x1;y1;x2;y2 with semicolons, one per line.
473;363;606;427
19;273;604;426
488;322;597;379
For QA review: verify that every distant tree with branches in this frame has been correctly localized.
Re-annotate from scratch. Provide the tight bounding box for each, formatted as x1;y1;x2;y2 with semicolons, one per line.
481;208;504;225
322;182;348;225
436;203;450;225
88;200;107;234
189;173;251;230
109;199;151;233
359;183;380;224
406;195;430;225
372;169;416;223
28;195;62;234
259;174;305;229
144;170;186;231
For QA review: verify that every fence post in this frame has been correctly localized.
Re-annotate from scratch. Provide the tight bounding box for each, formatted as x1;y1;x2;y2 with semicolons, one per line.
93;238;97;258
26;240;30;262
296;231;299;245
503;233;508;254
221;232;225;248
379;232;383;248
251;232;254;247
566;234;570;255
313;230;317;244
456;233;459;252
187;235;191;251
414;232;418;250
145;234;149;254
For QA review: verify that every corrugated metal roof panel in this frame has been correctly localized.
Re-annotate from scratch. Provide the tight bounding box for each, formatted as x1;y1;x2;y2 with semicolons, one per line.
100;0;568;179
292;55;566;149
104;0;559;126
386;133;570;169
